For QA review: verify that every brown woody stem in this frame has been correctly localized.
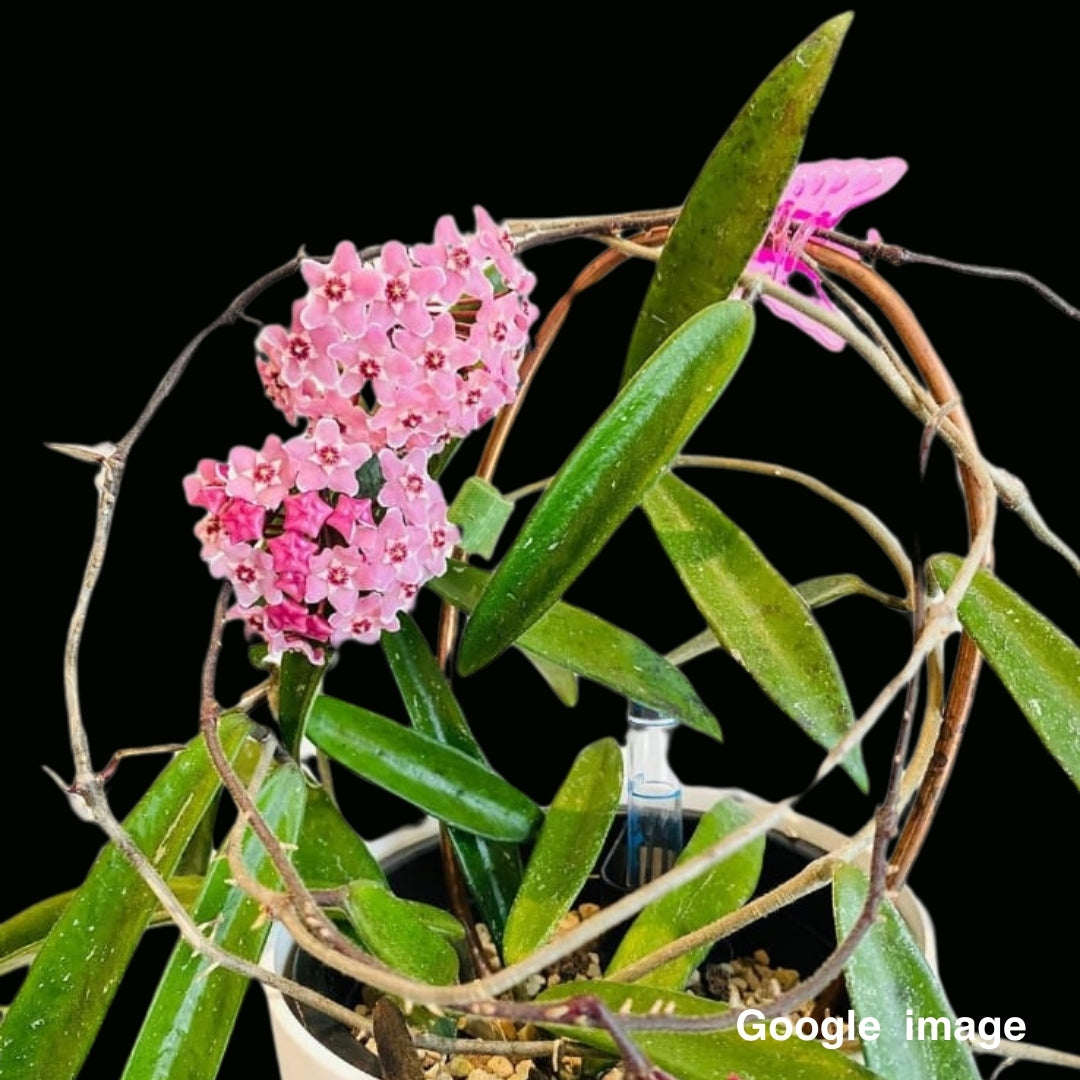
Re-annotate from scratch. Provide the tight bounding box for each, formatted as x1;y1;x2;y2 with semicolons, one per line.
807;242;991;891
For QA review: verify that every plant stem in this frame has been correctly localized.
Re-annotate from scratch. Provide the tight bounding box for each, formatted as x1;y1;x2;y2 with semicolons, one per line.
807;243;991;892
505;209;679;252
816;228;1079;321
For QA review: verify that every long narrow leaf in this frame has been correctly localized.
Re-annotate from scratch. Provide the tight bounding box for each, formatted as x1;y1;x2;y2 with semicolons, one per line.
502;738;622;965
273;649;325;759
644;473;866;789
433;562;720;742
930;555;1079;789
606;796;764;989
539;981;878;1080
0;714;254;1079
0;878;205;979
121;763;307;1080
622;13;853;381
383;614;524;943
307;695;541;841
458;300;754;676
834;864;980;1080
382;613;487;760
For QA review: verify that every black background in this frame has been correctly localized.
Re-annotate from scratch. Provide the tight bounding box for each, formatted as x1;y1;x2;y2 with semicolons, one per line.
9;8;1077;1077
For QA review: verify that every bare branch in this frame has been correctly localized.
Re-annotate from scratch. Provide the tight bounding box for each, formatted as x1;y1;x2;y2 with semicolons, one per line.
58;251;307;788
198;587;379;974
816;228;1079;321
972;1041;1080;1070
505;209;678;252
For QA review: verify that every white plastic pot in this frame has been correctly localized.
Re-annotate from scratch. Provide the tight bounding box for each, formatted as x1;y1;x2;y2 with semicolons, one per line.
262;787;937;1080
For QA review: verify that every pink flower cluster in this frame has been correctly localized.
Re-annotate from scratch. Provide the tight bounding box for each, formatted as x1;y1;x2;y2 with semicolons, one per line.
255;207;537;453
186;209;537;661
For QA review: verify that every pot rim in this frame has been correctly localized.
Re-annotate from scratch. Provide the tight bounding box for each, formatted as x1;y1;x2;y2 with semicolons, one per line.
261;786;937;1079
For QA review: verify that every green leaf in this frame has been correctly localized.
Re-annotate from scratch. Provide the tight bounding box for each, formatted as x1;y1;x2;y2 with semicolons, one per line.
458;300;754;676
502;739;623;965
644;473;866;790
307;694;541;841
538;981;879;1080
273;649;326;758
174;729;265;877
447;476;515;560
0;714;254;1080
523;652;579;707
174;795;221;878
929;555;1080;789
606;797;764;989
0;878;205;979
401;899;465;943
621;13;852;382
292;782;387;891
834;864;980;1080
426;565;581;707
343;880;459;986
434;562;720;742
796;574;908;612
382;613;487;760
382;614;524;943
121;763;307;1080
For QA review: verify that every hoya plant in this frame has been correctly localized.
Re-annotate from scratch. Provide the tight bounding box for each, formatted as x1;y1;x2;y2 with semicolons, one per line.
5;11;1076;1080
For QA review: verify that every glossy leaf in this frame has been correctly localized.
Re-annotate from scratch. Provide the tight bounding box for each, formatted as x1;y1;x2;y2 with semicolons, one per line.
606;797;764;989
458;300;754;676
383;613;523;942
121;763;307;1080
344;880;459;986
433;562;720;741
621;13;852;382
0;714;253;1079
382;613;487;759
273;648;326;758
427;565;581;706
0;877;204;979
644;473;866;789
502;738;623;965
930;555;1080;789
538;981;878;1080
834;864;980;1080
292;782;386;891
308;694;541;841
174;794;220;878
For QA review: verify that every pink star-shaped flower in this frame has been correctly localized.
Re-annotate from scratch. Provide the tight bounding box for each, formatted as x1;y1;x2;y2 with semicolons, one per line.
284;417;372;495
300;241;380;334
370;241;445;337
225;435;296;508
414;213;494;303
304;545;369;613
747;157;907;351
377;447;439;521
